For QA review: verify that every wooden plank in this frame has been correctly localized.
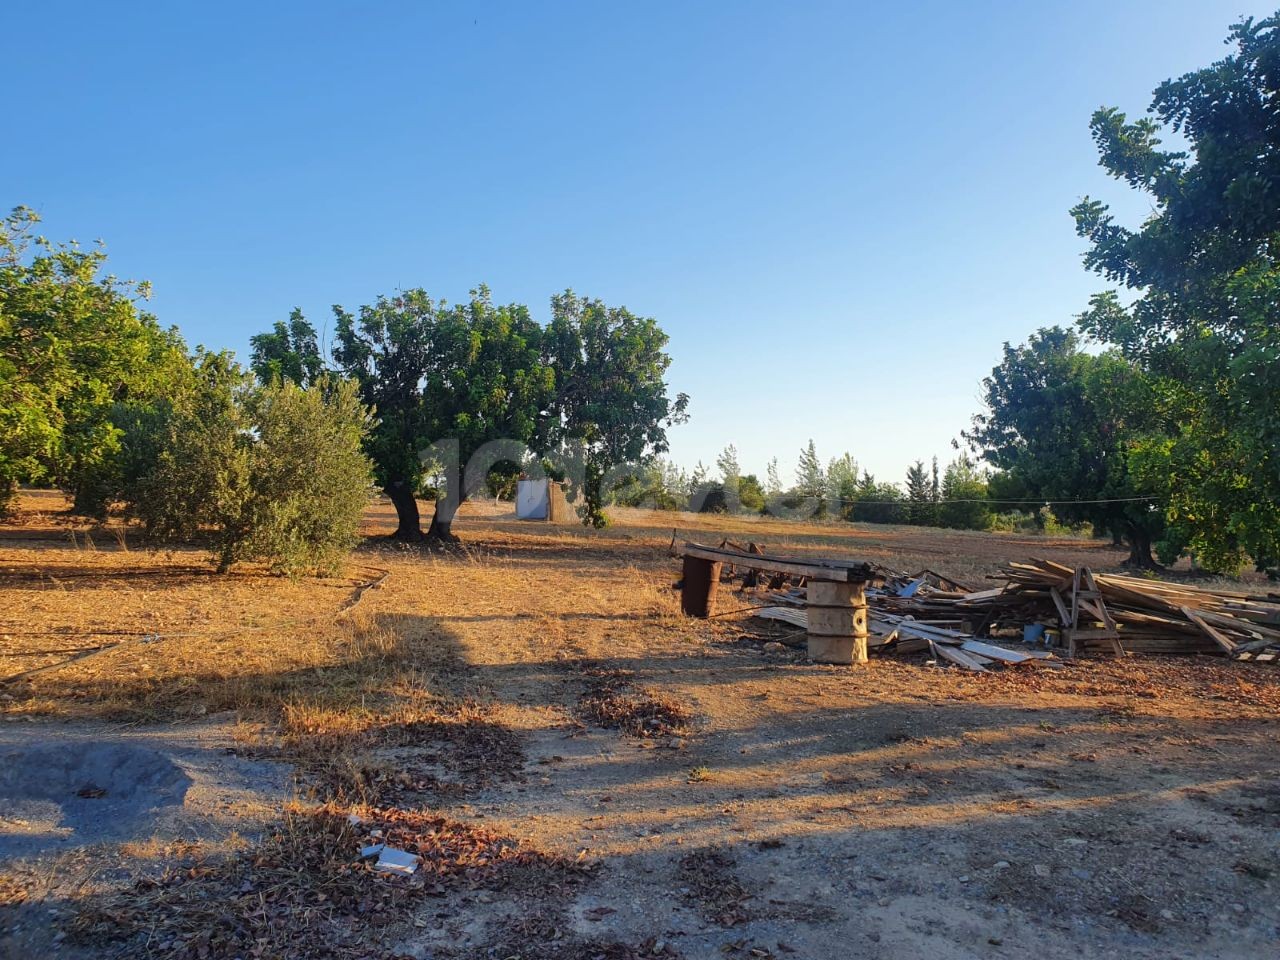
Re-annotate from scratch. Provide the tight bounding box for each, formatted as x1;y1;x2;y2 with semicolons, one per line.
929;640;988;672
753;607;807;628
1180;605;1238;654
960;640;1039;664
677;541;872;582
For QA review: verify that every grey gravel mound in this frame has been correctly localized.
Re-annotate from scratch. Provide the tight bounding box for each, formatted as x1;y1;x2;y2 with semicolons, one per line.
0;741;192;856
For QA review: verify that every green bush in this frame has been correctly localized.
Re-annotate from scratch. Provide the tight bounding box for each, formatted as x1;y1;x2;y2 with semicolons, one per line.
134;363;373;575
242;377;374;575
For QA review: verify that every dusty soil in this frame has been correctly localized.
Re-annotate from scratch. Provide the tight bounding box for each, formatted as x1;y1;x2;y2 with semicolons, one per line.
1;489;1277;959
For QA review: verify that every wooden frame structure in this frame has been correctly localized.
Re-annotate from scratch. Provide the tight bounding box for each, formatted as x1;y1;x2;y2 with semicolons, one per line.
675;541;874;665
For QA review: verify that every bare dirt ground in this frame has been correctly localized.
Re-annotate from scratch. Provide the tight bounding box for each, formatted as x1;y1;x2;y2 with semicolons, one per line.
1;489;1277;959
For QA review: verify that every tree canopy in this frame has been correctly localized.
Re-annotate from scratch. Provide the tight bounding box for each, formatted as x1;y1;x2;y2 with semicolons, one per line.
966;327;1164;565
250;308;325;387
542;291;688;528
0;205;188;517
1071;12;1280;571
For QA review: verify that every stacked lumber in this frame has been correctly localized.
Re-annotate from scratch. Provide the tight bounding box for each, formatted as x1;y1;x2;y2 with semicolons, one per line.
729;544;1280;667
1000;559;1280;660
878;558;1280;662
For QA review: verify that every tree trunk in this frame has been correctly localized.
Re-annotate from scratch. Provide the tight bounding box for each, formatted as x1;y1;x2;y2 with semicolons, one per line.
385;480;424;541
1124;525;1157;569
426;494;460;542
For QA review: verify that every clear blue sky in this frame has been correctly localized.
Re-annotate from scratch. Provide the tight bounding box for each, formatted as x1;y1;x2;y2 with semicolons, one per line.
5;1;1267;485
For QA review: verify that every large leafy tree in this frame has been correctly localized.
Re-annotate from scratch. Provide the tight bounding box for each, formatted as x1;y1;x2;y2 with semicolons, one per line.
332;287;553;540
332;289;439;539
1071;11;1280;571
422;288;554;539
966;327;1164;565
0;205;186;517
542;291;688;527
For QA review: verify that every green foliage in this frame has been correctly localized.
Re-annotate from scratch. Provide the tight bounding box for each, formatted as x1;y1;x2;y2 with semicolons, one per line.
1070;11;1280;571
332;286;553;539
250;308;324;386
700;444;764;514
765;458;782;498
543;291;688;528
847;472;906;524
610;458;688;512
0;205;185;518
826;453;859;519
737;473;767;514
966;327;1163;565
241;377;374;575
903;459;939;526
134;352;254;568
134;361;373;574
939;456;991;530
794;440;826;515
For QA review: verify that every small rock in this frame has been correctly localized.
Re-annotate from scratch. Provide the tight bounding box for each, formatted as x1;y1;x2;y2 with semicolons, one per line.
1062;838;1087;847
958;875;971;883
762;642;787;653
988;937;1003;946
1231;903;1245;914
1160;909;1175;921
993;861;1010;870
1033;864;1050;878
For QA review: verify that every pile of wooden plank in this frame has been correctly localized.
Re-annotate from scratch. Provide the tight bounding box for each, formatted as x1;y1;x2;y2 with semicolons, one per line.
746;555;1280;668
874;558;1280;663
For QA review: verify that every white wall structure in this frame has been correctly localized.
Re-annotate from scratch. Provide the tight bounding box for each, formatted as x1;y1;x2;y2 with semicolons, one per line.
516;479;550;520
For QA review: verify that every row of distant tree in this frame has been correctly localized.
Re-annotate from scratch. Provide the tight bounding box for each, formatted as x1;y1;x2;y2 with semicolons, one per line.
608;441;1044;535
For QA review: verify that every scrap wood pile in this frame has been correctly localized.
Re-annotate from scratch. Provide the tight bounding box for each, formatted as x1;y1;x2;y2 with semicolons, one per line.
743;550;1280;671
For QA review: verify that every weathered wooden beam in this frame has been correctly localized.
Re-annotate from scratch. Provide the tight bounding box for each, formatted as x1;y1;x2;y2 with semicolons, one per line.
676;541;873;583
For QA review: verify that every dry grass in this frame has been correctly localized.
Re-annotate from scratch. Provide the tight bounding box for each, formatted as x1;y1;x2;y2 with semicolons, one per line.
6;489;1280;958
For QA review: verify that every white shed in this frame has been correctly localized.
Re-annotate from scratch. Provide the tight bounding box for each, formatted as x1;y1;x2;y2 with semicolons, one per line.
516;479;568;522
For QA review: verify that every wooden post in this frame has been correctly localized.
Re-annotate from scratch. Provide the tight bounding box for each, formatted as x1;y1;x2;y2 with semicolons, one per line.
681;556;723;618
806;580;869;664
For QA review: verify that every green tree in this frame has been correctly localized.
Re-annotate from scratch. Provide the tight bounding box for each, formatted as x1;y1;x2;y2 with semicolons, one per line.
795;440;826;516
1070;12;1280;572
765;458;783;498
0;206;184;517
133;352;254;569
134;358;372;574
965;327;1164;565
250;308;324;386
827;452;859;519
904;460;935;526
332;289;439;540
543;291;688;528
422;289;554;539
737;473;767;514
332;286;551;541
848;472;906;524
241;377;373;574
939;455;991;530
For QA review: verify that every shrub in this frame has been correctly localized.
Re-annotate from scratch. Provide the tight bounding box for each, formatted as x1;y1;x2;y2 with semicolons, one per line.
242;377;374;575
134;364;373;575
